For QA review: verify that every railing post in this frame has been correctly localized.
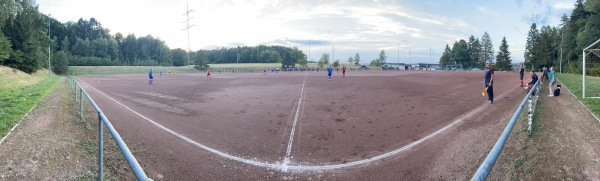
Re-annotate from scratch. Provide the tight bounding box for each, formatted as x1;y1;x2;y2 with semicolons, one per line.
80;88;84;119
75;85;78;102
98;113;104;181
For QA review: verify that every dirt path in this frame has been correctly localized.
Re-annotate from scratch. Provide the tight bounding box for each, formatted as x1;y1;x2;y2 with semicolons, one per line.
491;79;600;180
0;77;97;180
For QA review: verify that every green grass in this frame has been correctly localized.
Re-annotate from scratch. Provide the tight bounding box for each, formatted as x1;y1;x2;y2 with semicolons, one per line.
0;66;50;90
68;66;202;76
0;67;60;137
557;73;600;119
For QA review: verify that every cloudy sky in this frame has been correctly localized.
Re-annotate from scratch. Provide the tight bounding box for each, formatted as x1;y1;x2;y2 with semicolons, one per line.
38;0;574;64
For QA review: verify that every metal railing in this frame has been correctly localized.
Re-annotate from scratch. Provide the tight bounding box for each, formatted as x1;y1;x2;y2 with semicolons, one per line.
67;74;151;181
471;79;540;181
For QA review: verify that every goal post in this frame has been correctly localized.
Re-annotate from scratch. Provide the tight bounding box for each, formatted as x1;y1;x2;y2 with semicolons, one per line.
583;38;600;98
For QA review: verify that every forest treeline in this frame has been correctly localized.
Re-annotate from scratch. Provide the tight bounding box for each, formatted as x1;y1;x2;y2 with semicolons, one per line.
523;0;600;75
0;1;306;74
441;0;600;74
2;0;600;75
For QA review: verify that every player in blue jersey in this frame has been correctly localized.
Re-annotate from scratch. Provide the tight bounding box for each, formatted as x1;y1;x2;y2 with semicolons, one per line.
148;69;154;84
327;66;333;80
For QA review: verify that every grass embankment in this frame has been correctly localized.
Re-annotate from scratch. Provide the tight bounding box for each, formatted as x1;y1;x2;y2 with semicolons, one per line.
0;66;60;137
557;73;600;118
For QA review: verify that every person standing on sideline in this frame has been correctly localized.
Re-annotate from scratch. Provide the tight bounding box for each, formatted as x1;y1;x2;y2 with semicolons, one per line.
207;69;211;80
548;66;556;96
263;67;266;75
342;65;346;78
484;62;494;104
519;64;524;87
160;69;162;76
542;66;548;83
526;71;538;90
148;69;154;84
327;66;333;80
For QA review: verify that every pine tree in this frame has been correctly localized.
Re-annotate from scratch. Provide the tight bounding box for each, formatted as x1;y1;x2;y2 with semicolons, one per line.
439;44;451;68
468;35;482;68
525;23;540;70
481;32;495;64
495;36;512;71
451;40;469;67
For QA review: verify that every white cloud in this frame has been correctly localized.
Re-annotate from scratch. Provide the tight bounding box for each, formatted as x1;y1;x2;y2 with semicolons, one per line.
553;2;572;10
477;6;499;17
36;0;549;63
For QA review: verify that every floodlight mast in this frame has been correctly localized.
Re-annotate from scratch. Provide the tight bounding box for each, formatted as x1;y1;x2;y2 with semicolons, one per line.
183;3;195;66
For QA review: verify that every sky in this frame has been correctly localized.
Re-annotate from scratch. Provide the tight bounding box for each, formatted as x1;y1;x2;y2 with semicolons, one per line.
37;0;575;64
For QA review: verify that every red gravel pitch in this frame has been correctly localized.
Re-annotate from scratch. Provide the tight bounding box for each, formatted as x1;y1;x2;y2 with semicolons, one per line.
77;70;526;180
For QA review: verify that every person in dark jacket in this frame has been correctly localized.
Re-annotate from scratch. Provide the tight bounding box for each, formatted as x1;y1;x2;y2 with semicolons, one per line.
484;62;494;104
519;64;524;87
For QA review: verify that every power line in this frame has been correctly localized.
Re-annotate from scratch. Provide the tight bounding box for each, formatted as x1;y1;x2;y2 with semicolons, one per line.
182;3;196;65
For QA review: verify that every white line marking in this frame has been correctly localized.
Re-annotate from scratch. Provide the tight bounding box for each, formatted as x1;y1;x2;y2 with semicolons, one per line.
76;79;281;169
0;106;37;146
285;84;524;171
0;81;54;146
282;71;308;172
74;77;522;172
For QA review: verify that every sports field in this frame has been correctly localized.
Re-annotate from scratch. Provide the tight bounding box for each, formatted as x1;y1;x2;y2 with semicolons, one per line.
74;70;525;180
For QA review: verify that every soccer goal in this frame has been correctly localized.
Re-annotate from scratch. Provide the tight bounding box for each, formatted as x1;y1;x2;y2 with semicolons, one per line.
583;38;600;98
446;64;463;71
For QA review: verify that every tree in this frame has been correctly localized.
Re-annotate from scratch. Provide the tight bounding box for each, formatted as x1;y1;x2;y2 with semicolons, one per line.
120;34;137;65
468;35;483;68
451;40;469;67
281;47;302;68
297;55;308;68
52;51;69;74
0;0;22;28
0;33;11;64
576;12;600;61
439;44;451;67
495;36;512;71
332;60;340;68
524;23;540;69
538;26;557;67
158;45;171;66
171;48;186;66
354;53;360;65
2;1;49;73
378;50;387;64
319;53;329;65
317;60;325;68
347;56;354;64
481;32;494;64
260;50;281;63
193;50;209;69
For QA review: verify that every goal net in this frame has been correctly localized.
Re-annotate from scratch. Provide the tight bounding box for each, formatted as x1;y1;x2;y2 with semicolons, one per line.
446;64;463;71
583;38;600;98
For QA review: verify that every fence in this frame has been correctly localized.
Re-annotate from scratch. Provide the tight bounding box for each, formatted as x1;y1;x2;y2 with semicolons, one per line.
67;74;151;181
471;79;540;181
